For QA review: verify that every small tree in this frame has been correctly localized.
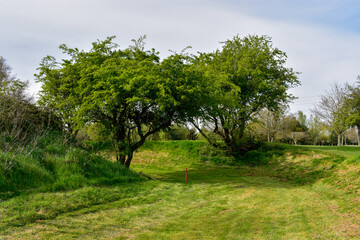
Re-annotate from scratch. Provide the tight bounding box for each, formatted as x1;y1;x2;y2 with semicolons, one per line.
192;35;299;155
36;37;206;168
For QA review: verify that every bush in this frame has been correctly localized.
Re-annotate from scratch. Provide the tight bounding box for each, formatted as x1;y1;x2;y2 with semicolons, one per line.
198;143;236;165
237;143;287;165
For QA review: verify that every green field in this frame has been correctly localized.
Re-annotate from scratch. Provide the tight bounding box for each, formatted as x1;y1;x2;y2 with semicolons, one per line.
1;141;360;239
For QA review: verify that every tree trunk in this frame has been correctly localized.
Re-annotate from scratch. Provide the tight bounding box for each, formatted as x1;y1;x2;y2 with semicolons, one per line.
337;134;341;146
116;153;126;165
125;151;133;168
115;142;126;165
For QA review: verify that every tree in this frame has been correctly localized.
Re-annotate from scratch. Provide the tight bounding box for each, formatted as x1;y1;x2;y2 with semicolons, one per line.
312;83;350;146
192;35;299;155
307;115;322;145
0;57;58;153
0;56;27;97
289;132;306;145
251;108;283;143
36;36;206;168
35;54;81;136
345;127;358;145
345;80;360;145
286;111;308;145
296;111;308;132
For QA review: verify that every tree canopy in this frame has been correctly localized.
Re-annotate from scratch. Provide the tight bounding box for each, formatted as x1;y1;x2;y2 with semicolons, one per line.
36;35;300;166
192;35;299;155
36;36;207;167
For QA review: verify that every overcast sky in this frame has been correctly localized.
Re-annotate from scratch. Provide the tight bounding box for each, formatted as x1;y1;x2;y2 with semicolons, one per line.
1;0;360;115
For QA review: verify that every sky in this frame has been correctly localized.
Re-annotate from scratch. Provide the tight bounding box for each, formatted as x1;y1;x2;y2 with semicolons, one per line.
1;0;360;116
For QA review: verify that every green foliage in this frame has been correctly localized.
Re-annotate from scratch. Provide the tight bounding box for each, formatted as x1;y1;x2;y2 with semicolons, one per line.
198;143;236;165
159;125;198;140
162;124;189;140
86;122;110;142
36;36;207;167
237;143;287;165
193;35;299;155
186;128;198;140
344;81;360;143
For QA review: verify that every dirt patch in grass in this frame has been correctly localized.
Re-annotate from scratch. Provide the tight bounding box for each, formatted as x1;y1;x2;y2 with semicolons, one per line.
328;203;360;237
133;150;170;164
219;209;233;214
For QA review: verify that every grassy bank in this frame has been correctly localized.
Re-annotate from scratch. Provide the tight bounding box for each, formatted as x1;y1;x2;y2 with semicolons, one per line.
1;141;360;239
0;133;143;194
0;133;146;232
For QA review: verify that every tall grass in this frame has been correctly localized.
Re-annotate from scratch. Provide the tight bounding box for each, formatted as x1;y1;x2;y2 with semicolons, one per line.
0;132;144;195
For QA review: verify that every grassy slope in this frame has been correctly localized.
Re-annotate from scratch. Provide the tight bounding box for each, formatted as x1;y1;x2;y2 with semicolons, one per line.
1;141;360;239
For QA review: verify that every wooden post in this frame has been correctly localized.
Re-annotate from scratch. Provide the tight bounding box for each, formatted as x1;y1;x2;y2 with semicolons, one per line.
185;168;187;185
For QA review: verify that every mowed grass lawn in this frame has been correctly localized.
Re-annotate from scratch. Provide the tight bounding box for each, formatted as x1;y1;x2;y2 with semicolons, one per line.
1;142;360;239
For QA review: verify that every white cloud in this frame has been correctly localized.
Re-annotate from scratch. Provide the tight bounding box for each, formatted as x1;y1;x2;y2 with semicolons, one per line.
1;0;360;115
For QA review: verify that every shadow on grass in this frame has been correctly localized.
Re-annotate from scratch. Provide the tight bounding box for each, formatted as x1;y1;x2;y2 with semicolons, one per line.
136;144;348;188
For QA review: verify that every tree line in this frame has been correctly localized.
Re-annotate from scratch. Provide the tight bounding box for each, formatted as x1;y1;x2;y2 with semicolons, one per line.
247;81;360;146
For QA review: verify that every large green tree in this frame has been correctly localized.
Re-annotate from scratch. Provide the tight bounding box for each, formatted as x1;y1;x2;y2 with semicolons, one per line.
36;36;206;167
192;35;299;155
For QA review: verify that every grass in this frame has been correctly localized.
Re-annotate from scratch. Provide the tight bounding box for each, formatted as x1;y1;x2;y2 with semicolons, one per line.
0;133;143;195
1;141;360;239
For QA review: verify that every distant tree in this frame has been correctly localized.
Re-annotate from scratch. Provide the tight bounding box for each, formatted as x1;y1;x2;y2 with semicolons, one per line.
163;124;189;140
289;131;305;145
192;35;299;155
187;128;198;140
36;37;206;168
345;128;358;145
344;80;360;145
251;108;283;143
296;111;308;132
307;115;322;145
312;83;350;146
319;129;330;145
0;57;27;97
